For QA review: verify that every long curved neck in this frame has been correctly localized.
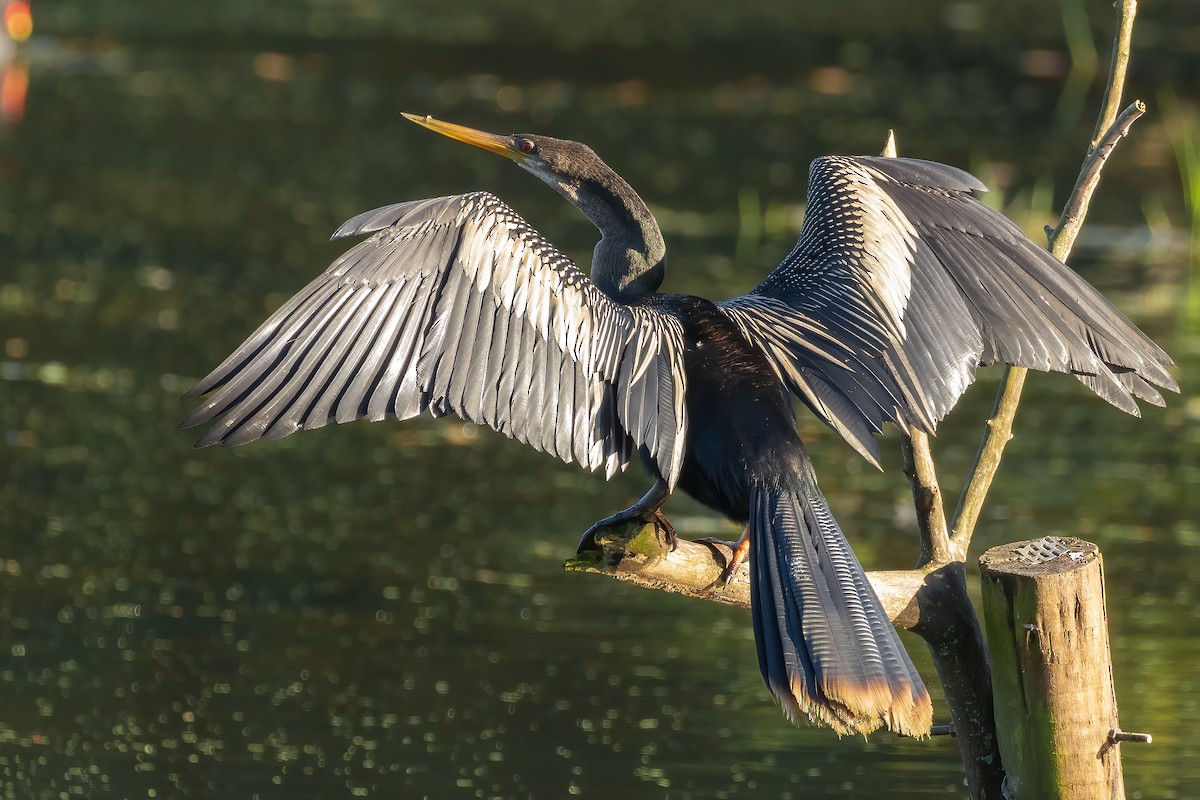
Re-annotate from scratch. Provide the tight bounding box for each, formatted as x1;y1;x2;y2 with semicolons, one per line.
536;161;667;303
581;172;666;302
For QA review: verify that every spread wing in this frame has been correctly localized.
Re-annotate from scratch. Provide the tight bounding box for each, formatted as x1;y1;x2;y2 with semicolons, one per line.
721;155;1176;466
182;192;688;487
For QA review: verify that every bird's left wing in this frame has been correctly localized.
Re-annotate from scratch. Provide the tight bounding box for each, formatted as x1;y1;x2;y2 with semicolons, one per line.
182;192;688;487
720;155;1175;467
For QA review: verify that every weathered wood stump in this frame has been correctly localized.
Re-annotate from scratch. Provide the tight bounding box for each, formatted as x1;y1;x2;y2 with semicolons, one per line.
980;536;1137;800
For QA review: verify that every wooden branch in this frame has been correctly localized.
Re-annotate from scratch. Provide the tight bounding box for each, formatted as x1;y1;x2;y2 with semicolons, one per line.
1051;101;1147;261
949;105;1145;542
1090;0;1138;152
909;562;1003;795
884;129;1001;790
880;128;898;159
950;366;1028;542
902;431;952;565
563;520;926;629
949;101;1147;543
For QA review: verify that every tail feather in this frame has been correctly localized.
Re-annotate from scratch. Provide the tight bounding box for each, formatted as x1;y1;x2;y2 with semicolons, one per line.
750;479;931;736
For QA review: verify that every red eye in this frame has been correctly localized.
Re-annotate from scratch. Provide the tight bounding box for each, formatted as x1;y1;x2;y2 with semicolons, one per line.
517;138;536;153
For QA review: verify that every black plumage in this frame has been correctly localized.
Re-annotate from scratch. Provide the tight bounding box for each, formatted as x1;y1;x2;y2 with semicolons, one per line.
183;115;1175;736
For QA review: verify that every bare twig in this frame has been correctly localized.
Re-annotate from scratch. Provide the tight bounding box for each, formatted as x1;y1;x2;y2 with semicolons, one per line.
881;129;898;159
951;100;1146;541
1091;0;1138;151
1052;101;1148;260
903;431;952;565
950;368;1029;543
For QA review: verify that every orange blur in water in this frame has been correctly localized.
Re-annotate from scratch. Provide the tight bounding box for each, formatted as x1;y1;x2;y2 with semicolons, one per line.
5;1;32;42
2;62;27;122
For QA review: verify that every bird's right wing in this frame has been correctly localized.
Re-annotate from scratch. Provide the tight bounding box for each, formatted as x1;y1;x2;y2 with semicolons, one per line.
721;155;1176;467
182;192;689;488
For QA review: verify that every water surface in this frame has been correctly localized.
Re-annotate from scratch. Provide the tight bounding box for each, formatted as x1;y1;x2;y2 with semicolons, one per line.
2;2;1198;797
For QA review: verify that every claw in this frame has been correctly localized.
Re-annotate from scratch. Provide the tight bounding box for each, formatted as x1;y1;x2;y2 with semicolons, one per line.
652;509;677;551
576;526;602;554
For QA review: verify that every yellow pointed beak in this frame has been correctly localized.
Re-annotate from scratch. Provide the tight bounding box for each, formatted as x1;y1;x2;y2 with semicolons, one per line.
401;113;523;161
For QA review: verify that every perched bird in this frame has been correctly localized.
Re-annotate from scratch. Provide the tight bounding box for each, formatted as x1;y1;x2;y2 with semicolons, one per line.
182;115;1175;736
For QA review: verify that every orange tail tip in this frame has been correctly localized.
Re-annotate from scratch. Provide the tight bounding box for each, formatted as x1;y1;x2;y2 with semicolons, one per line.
784;675;933;737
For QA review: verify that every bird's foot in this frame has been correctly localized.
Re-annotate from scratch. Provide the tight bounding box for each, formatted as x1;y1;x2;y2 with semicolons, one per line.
696;528;750;586
576;507;677;554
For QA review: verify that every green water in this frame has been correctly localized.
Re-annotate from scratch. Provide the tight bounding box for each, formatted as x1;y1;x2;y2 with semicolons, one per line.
2;1;1198;797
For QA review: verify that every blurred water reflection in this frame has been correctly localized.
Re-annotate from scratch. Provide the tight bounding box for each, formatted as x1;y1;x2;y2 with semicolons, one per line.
1;2;1198;798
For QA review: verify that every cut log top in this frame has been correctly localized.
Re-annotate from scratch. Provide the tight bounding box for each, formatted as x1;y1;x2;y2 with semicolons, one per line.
979;536;1099;578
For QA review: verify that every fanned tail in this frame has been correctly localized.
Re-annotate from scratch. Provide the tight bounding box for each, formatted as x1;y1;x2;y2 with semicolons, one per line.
749;472;931;736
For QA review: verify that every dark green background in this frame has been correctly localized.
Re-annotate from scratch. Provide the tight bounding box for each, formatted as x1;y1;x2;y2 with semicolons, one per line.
1;1;1197;797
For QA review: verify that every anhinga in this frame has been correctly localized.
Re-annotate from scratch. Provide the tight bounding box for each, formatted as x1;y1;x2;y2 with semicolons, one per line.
183;114;1176;737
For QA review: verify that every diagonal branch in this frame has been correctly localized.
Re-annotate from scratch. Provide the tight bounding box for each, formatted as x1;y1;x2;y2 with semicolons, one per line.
1051;101;1148;261
1091;0;1138;152
903;431;952;565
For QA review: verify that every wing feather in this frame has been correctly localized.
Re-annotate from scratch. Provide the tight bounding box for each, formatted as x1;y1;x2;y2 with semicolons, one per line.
722;155;1175;461
305;279;404;428
260;284;382;441
184;193;688;487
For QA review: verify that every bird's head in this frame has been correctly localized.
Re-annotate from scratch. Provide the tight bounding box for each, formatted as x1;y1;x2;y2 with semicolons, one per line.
402;113;666;298
401;113;611;205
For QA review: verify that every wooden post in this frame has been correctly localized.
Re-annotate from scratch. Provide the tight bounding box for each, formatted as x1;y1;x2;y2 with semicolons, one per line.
979;537;1137;799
